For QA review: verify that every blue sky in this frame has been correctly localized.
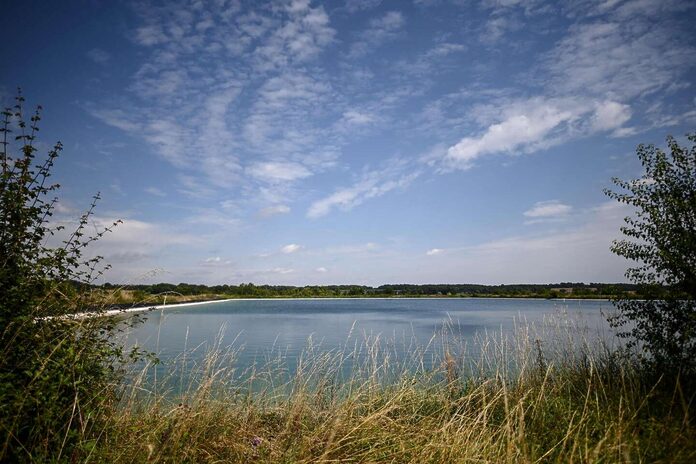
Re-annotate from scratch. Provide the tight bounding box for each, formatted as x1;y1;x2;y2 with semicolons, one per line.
2;0;695;285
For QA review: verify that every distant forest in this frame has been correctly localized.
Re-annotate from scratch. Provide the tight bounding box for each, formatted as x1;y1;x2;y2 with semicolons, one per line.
99;282;640;300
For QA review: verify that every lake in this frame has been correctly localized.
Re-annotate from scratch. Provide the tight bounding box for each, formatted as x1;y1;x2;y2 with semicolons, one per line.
121;298;621;387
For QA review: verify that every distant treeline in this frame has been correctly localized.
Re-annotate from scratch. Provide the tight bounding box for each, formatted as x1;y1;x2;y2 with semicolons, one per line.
98;282;640;299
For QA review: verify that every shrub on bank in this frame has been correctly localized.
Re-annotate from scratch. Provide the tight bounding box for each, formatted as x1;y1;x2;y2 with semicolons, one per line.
0;93;143;462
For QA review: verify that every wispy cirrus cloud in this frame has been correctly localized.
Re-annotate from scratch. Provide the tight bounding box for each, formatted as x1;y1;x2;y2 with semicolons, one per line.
322;242;379;255
92;0;691;224
523;200;573;225
271;267;294;274
251;0;335;72
89;0;341;214
428;0;694;171
75;0;695;286
247;161;313;182
391;42;468;83
340;109;376;126
523;200;572;218
258;204;291;218
545;19;696;101
144;187;166;197
86;48;110;64
243;71;336;163
348;11;405;58
307;159;421;218
345;0;382;13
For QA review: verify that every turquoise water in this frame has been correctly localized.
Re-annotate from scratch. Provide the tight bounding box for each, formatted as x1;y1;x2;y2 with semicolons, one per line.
122;298;619;381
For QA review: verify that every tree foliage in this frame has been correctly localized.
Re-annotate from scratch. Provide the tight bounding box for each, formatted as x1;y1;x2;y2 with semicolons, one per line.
0;91;141;462
605;133;696;371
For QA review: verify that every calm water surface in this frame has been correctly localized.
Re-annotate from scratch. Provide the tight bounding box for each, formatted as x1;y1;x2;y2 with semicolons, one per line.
122;298;619;378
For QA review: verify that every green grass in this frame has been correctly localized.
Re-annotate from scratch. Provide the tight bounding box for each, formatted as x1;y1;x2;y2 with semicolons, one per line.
77;320;696;463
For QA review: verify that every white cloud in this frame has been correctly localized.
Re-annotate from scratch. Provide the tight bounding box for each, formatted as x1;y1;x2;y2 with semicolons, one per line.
91;1;342;211
53;201;77;215
78;0;694;288
307;163;420;218
612;126;638;138
110;182;125;196
281;243;302;254
258;204;291;217
316;266;328;272
252;1;335;71
134;24;168;46
196;87;243;186
431;1;694;172
426;248;444;256
591;100;632;132
393;41;468;79
545;19;696;101
445;99;580;169
175;174;218;199
203;202;634;286
481;15;520;44
442;96;637;170
205;256;221;263
242;71;337;180
142;118;193;167
131;68;186;98
323;242;379;254
46;215;200;282
480;0;543;12
345;0;382;12
349;11;405;57
341;110;376;125
88;108;140;132
371;10;404;31
145;187;166;197
401;201;633;284
220;199;239;210
424;42;467;58
184;208;241;228
523;200;572;218
271;267;294;274
247;161;312;182
86;48;110;64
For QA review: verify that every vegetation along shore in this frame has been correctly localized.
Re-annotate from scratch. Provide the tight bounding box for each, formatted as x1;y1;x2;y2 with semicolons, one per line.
95;282;640;307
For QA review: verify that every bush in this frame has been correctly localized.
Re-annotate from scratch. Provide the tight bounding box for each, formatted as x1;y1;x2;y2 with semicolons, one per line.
0;91;141;461
605;133;696;372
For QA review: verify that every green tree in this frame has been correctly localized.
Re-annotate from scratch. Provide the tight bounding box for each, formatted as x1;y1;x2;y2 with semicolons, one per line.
604;133;696;372
0;92;142;461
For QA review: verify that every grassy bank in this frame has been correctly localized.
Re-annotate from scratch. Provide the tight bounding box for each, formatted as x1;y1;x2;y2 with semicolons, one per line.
63;322;696;463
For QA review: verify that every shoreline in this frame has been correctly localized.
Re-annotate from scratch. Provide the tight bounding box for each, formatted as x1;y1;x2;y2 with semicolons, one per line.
103;298;236;316
105;296;612;316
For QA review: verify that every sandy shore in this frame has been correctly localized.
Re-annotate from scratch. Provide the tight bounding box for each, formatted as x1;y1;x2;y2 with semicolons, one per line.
102;298;236;316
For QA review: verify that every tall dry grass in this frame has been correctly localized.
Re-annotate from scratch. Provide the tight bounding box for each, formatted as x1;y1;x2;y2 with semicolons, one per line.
84;313;695;463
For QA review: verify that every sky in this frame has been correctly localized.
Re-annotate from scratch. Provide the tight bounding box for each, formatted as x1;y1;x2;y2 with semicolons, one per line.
2;0;695;286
